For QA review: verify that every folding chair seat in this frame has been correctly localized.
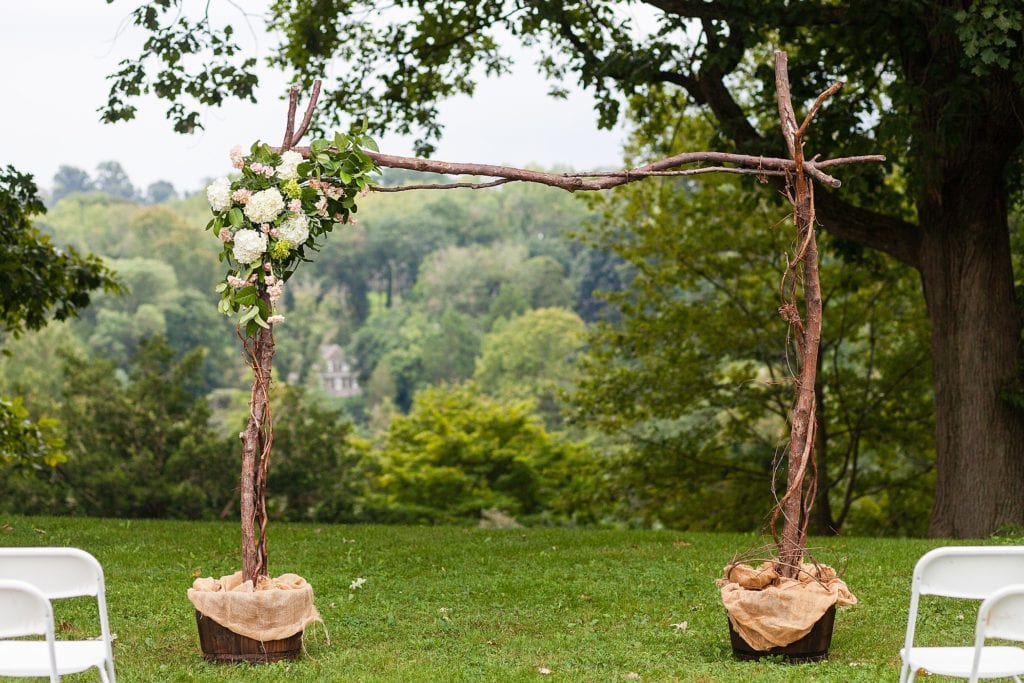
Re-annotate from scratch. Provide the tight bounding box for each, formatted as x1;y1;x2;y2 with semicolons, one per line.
0;579;59;682
900;546;1024;683
0;547;116;682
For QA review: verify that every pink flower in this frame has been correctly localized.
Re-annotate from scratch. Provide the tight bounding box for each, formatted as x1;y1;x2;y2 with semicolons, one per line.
227;275;247;289
289;198;302;213
218;228;233;243
267;314;286;325
333;213;345;222
263;262;273;272
232;188;252;204
270;228;280;238
229;145;245;170
315;197;328;216
260;223;271;234
249;162;275;178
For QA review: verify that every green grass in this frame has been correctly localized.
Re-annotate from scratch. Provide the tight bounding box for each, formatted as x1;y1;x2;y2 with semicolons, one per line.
0;516;1016;682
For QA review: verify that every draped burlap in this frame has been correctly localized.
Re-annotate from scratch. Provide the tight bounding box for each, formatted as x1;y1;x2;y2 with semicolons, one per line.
717;562;857;650
187;571;321;642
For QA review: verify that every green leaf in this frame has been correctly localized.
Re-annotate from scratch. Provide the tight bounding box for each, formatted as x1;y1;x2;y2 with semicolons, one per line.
215;282;228;293
228;208;243;226
238;305;259;324
234;285;258;306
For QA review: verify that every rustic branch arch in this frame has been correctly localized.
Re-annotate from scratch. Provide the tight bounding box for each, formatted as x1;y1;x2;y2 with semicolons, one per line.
236;51;884;585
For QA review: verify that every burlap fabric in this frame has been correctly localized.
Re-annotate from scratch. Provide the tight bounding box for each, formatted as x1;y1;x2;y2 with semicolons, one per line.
717;562;857;650
187;571;321;641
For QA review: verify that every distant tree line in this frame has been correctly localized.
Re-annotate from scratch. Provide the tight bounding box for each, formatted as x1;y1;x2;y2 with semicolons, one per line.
51;162;177;205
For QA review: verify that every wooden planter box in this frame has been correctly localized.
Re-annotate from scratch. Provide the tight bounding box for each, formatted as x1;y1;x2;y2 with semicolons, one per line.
727;605;836;663
195;610;303;663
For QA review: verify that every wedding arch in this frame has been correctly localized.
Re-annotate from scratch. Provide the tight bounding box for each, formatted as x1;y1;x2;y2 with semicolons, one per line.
199;52;882;658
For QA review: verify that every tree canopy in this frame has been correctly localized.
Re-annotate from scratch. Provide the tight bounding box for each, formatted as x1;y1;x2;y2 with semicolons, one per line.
0;166;119;469
104;0;1024;536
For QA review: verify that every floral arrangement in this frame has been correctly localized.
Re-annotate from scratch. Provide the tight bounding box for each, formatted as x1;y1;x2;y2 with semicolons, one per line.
204;129;379;336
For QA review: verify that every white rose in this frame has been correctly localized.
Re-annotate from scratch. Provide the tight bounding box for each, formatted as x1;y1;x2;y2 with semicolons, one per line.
243;188;285;224
232;229;268;264
276;150;304;181
206;177;232;212
277;213;309;246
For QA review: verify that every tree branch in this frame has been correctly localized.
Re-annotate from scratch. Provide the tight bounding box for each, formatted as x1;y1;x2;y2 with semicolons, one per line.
290;80;322;146
280;144;883;192
282;85;298;149
645;0;848;26
693;50;920;267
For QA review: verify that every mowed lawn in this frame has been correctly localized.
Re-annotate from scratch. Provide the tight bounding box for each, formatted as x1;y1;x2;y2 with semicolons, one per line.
1;516;1013;682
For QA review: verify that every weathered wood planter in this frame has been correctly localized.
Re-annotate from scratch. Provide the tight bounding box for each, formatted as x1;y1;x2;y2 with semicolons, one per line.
727;605;836;663
195;611;303;663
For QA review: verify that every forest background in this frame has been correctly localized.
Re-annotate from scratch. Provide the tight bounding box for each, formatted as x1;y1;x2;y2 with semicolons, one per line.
6;110;1012;537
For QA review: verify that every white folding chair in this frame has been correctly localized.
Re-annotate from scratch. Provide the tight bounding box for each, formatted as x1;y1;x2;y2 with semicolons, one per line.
0;580;60;682
900;546;1024;683
0;547;116;682
967;584;1024;682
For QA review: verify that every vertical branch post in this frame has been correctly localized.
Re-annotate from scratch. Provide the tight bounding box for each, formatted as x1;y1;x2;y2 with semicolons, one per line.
772;51;838;579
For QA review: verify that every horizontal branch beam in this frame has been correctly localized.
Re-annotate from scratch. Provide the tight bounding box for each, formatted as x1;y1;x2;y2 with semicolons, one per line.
277;145;885;192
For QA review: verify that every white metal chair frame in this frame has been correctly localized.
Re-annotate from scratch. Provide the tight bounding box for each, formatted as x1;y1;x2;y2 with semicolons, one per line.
0;579;60;683
900;545;1024;683
0;547;116;682
968;584;1024;683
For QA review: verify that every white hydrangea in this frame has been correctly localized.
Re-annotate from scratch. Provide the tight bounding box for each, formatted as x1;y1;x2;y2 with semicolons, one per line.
243;188;285;224
232;229;268;264
206;177;232;212
277;213;310;246
276;150;304;180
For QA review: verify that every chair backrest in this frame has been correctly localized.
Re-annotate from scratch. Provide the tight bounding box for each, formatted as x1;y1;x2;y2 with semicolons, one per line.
977;584;1024;642
904;545;1024;659
0;579;55;639
0;547;105;600
914;546;1024;599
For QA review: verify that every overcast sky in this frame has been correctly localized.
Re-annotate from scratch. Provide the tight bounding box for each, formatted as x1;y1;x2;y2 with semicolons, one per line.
2;2;632;195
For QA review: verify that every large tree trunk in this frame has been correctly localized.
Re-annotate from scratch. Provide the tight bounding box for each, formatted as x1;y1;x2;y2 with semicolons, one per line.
919;190;1024;537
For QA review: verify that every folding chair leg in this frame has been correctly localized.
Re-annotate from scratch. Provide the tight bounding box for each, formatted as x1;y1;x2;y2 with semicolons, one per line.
100;664;112;683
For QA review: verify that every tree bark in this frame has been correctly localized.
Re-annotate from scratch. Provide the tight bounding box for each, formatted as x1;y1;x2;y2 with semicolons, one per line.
773;51;829;577
918;190;1024;537
240;290;275;584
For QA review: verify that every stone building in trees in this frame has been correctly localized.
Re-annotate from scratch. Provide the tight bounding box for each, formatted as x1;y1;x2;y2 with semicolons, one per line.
318;344;361;398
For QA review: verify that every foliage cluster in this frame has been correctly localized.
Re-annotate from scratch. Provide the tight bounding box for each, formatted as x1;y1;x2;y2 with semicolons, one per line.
101;0;1024;539
572;119;936;536
0;172;606;527
0;153;946;536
